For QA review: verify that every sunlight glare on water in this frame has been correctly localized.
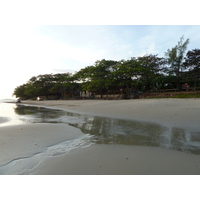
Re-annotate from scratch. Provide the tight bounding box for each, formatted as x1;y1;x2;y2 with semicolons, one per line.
0;102;24;126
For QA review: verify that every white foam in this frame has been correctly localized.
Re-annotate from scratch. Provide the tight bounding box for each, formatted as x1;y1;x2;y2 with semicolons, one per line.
0;134;94;175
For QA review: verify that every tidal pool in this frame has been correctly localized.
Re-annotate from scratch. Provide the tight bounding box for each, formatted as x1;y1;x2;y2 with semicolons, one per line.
1;102;200;155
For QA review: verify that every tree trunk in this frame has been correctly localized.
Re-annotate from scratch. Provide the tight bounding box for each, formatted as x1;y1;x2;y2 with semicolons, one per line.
176;69;181;91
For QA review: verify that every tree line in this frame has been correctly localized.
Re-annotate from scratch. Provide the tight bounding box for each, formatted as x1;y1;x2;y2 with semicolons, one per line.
13;36;200;99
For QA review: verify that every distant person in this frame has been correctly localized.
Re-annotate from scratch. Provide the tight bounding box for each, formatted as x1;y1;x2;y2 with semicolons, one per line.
16;98;21;103
37;97;43;101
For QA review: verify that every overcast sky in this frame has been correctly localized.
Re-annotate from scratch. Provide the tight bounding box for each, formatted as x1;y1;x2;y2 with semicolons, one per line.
0;0;200;99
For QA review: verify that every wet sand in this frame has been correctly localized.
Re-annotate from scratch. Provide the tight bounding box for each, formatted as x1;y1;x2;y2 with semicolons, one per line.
22;98;200;129
0;117;9;124
34;144;200;175
1;99;200;174
0;123;86;174
19;99;200;175
0;124;84;165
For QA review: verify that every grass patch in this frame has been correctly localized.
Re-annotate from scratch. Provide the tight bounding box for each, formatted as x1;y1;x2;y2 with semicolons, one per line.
142;93;200;99
169;94;200;98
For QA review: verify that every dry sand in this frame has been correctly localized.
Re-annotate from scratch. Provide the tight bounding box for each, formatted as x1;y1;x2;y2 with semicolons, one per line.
1;98;200;175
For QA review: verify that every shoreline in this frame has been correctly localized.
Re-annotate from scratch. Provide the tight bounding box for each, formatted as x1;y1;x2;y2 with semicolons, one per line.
22;99;200;175
0;123;86;174
22;98;200;129
2;98;200;175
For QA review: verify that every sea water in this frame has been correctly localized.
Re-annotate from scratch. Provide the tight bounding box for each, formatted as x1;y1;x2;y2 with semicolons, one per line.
0;102;24;126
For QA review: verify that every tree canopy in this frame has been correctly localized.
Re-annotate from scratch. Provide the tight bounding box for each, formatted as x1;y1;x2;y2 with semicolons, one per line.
165;36;190;90
13;36;200;99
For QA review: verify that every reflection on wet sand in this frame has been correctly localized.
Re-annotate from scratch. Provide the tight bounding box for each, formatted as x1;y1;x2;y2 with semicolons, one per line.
72;118;200;154
14;104;200;155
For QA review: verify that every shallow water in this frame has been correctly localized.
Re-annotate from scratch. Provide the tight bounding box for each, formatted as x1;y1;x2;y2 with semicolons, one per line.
0;134;92;175
0;103;22;126
1;102;200;155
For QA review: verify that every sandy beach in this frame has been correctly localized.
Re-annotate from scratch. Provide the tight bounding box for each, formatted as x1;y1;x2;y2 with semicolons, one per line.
1;98;200;175
34;143;200;175
22;98;200;129
0;123;89;174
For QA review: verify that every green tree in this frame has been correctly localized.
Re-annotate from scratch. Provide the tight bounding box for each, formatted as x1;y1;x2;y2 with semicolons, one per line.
73;65;94;92
50;73;74;99
13;84;29;99
184;49;200;88
91;59;118;97
165;36;189;91
74;59;118;98
23;76;39;97
111;58;140;98
24;74;55;98
137;54;167;91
